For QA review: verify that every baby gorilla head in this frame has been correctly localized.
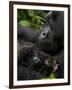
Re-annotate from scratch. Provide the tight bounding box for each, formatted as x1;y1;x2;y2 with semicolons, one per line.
25;47;51;70
17;41;58;80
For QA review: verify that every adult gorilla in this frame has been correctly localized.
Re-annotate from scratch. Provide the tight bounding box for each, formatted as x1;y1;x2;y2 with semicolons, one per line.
18;11;64;56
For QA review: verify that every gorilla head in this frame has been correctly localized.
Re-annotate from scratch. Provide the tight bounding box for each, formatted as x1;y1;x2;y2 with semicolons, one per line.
17;40;51;69
17;40;60;80
37;11;64;55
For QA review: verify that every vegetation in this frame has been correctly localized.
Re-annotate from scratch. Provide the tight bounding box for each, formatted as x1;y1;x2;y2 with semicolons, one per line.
17;9;48;30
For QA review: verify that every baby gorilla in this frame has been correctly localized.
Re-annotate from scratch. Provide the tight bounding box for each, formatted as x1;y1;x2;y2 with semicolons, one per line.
17;40;57;80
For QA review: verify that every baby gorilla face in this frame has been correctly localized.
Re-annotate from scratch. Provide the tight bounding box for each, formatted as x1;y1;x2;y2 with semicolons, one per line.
26;48;50;69
27;49;60;78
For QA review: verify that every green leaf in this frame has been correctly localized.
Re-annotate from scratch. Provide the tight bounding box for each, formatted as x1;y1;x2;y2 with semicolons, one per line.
28;10;34;17
48;73;56;79
19;20;31;27
40;73;56;80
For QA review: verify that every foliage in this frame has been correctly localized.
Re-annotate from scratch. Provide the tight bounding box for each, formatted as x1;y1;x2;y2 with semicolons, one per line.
17;9;48;30
41;73;56;80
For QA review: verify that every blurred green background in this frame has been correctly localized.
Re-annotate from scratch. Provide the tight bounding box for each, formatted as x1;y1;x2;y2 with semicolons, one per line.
17;9;49;30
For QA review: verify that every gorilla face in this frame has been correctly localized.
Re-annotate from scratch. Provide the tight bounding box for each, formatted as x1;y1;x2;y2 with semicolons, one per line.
23;47;51;69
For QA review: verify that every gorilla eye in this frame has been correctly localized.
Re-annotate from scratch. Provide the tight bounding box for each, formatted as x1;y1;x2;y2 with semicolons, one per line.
38;31;48;39
33;57;40;63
